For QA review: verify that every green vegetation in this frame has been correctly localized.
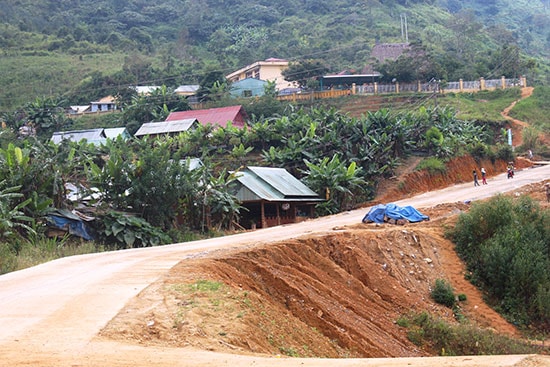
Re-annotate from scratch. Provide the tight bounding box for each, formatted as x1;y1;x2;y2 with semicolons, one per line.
0;102;498;274
431;279;456;308
0;52;126;109
510;86;550;131
397;311;541;356
0;1;547;110
449;195;550;330
438;89;521;121
415;157;447;174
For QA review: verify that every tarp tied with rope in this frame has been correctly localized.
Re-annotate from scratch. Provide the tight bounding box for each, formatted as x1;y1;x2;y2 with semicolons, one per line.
362;203;429;224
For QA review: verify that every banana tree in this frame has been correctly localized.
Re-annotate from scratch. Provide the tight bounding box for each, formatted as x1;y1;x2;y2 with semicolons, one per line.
303;155;367;214
0;182;35;240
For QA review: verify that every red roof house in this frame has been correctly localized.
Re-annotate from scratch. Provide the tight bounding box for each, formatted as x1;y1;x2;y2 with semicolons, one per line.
165;105;248;129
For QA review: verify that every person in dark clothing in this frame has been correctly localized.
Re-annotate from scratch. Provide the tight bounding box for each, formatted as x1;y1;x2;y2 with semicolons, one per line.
473;170;480;187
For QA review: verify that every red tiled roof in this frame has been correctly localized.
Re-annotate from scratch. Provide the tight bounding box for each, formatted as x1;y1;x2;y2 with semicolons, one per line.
166;105;247;128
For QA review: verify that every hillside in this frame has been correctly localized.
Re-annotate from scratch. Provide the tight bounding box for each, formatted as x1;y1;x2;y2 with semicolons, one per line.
1;158;549;367
0;0;548;110
97;160;550;361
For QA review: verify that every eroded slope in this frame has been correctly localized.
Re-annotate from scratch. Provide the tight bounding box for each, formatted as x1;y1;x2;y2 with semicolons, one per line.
99;202;522;358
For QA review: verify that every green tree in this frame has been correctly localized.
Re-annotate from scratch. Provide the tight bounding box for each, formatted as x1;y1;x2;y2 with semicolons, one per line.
302;155;366;214
197;68;229;102
450;195;550;329
282;59;328;90
24;96;69;136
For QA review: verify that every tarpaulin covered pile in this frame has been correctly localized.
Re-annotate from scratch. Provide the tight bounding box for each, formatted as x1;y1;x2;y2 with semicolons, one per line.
362;203;429;224
47;209;95;240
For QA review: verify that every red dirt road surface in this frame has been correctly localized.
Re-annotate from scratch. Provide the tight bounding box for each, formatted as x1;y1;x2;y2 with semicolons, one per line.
1;164;550;367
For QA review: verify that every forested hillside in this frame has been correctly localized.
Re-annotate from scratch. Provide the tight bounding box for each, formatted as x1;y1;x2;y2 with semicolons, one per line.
0;0;548;110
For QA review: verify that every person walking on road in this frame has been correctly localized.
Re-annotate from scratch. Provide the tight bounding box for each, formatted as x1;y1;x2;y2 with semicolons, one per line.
473;170;480;187
481;167;487;185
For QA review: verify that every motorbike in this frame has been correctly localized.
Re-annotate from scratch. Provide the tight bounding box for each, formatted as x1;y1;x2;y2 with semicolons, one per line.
507;168;514;179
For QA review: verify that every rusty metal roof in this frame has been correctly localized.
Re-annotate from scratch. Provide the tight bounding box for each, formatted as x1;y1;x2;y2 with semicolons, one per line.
166;105;247;129
233;166;323;202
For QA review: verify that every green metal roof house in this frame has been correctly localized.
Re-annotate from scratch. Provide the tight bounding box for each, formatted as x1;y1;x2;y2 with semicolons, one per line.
230;78;268;98
231;166;324;229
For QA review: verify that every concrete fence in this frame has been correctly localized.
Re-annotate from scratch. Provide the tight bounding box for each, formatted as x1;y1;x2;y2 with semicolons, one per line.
275;76;527;103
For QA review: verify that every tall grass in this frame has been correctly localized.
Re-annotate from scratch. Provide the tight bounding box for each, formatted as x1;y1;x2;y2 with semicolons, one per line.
397;311;544;356
0;52;126;110
0;236;99;275
509;86;550;131
437;88;521;121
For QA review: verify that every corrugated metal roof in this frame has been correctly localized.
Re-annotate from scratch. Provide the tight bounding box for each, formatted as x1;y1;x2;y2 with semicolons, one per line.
134;119;197;137
174;85;200;93
166;105;247;128
247;167;319;197
179;157;203;170
234;170;285;201
233;167;323;202
104;127;129;139
51;129;105;144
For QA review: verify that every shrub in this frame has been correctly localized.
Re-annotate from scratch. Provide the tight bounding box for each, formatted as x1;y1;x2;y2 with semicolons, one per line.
494;144;514;162
95;212;171;250
431;279;456;308
449;195;550;329
399;311;538;356
468;142;488;161
415;157;447;175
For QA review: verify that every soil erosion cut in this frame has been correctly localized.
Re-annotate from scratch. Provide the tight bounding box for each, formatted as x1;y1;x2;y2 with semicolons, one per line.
100;207;519;358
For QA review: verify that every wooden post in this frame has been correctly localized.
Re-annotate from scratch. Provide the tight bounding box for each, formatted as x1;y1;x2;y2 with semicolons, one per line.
459;79;463;92
261;202;266;228
374;82;378;94
501;76;506;89
480;77;486;90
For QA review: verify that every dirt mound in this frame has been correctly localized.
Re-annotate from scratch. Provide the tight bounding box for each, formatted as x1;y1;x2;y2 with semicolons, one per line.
100;199;530;358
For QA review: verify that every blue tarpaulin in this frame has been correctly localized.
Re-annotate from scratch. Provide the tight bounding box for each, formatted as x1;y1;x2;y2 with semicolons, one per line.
362;203;429;224
47;209;95;240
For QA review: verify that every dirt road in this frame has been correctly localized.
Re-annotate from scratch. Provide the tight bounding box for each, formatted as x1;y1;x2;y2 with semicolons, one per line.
1;164;549;367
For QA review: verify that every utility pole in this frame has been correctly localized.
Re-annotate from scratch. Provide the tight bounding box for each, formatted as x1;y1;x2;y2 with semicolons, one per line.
400;14;409;43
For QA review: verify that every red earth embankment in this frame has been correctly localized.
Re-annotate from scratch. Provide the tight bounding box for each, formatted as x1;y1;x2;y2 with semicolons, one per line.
377;155;533;203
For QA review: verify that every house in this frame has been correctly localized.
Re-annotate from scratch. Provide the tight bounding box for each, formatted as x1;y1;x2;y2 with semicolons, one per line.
134;118;199;139
370;43;410;64
104;127;131;140
230;166;324;229
226;58;295;92
165;105;248;129
51;128;105;145
174;85;200;97
230;78;268;98
51;127;130;145
68;105;91;115
90;96;117;112
133;86;161;95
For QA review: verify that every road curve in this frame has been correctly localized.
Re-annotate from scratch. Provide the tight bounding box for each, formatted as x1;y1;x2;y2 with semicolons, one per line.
1;164;549;367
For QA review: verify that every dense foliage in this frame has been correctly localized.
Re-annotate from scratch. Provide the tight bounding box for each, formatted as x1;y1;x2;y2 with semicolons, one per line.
0;104;492;247
0;0;547;109
449;195;550;330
